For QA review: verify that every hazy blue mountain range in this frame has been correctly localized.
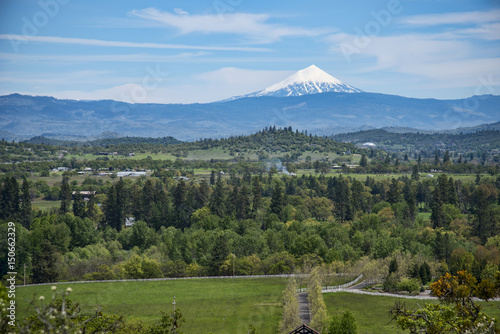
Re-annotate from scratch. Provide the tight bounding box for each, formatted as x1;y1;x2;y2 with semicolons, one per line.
2;65;499;141
1;92;499;141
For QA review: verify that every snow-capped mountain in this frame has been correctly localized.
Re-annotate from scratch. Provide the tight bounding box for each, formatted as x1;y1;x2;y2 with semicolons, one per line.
232;65;362;100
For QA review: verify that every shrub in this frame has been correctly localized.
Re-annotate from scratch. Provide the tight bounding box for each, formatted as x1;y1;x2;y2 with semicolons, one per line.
397;278;421;294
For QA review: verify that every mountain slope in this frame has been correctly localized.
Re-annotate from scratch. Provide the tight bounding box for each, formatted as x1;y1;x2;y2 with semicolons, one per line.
231;65;362;100
1;93;499;141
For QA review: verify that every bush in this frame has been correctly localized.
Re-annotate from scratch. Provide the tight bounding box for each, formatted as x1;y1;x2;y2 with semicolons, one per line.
397;278;421;294
82;264;116;281
383;274;399;293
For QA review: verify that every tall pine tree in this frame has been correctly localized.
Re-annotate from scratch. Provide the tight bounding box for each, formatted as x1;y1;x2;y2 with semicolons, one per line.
72;194;86;218
252;177;262;217
209;174;226;217
1;177;19;220
59;176;72;214
270;182;285;220
20;177;31;228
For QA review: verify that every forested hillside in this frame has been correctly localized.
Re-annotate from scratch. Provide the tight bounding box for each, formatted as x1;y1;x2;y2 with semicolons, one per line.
331;129;500;153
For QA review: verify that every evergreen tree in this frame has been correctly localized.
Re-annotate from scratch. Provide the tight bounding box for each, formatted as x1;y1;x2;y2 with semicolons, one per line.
403;182;417;222
419;262;431;285
86;195;99;222
252;177;262;217
431;174;450;228
270;182;285;220
447;177;458;206
1;177;20;220
173;179;188;228
209;174;226;217
150;188;172;230
472;184;500;244
210;232;230;275
434;152;440;165
388;178;400;204
350;180;364;213
411;164;419;181
359;154;367;168
20;177;32;228
104;185;123;231
388;258;398;275
32;240;59;283
443;150;450;163
193;179;210;209
433;232;453;260
236;185;251;220
115;178;126;218
59;176;72;214
333;176;352;222
430;184;445;228
210;170;216;185
141;179;156;223
72;194;86;218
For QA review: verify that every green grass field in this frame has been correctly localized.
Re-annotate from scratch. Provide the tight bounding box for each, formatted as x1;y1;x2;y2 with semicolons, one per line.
32;200;61;211
15;279;500;333
16;278;288;334
63;152;177;161
324;292;500;333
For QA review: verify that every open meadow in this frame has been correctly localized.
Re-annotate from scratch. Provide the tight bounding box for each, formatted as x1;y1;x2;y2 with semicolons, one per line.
16;277;288;334
324;292;500;333
15;280;500;333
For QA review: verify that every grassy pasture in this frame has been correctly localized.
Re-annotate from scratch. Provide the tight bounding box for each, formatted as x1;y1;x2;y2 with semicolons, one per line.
32;200;61;211
14;279;500;333
16;277;287;334
324;291;500;333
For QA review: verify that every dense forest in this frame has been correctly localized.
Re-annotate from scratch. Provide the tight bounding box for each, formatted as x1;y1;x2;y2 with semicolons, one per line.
1;164;499;287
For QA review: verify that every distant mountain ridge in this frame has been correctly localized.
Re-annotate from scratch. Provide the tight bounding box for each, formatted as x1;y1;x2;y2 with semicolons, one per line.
1;92;499;141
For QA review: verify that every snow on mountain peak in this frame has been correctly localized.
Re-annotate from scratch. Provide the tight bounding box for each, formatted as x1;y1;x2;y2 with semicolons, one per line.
266;65;342;90
233;65;362;100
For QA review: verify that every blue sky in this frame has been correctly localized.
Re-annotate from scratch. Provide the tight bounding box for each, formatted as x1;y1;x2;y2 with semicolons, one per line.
0;0;499;103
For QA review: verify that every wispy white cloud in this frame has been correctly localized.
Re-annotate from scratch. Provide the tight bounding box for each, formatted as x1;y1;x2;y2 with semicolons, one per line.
397;9;500;41
0;34;270;52
327;32;500;91
327;9;500;92
0;70;134;86
174;8;188;15
196;67;291;87
9;68;295;104
0;51;208;63
398;9;500;27
451;22;500;41
129;8;331;43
